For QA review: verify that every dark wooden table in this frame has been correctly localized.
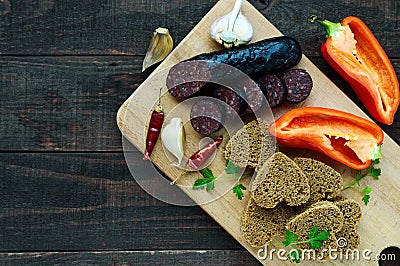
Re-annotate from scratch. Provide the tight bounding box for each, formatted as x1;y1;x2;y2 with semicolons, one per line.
0;0;398;265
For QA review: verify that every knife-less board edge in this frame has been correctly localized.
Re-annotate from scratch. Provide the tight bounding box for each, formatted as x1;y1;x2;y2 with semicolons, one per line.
116;1;400;265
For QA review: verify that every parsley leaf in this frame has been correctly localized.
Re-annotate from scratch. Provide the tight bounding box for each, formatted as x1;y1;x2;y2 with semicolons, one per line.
193;168;216;190
342;157;381;204
313;230;330;241
282;229;298;247
308;226;318;238
225;160;241;175
206;180;215;192
193;161;250;200
362;194;370;205
277;227;330;262
308;227;330;249
199;168;214;179
193;177;216;189
233;183;246;200
362;187;372;205
371;168;381;180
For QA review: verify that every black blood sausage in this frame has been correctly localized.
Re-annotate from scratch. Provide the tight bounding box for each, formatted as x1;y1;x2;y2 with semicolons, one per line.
190;36;302;77
281;69;313;103
190;99;224;136
258;74;287;107
166;61;211;101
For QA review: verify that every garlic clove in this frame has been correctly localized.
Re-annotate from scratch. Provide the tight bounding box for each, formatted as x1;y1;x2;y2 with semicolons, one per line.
161;117;185;166
210;13;231;40
142;27;174;72
232;12;253;43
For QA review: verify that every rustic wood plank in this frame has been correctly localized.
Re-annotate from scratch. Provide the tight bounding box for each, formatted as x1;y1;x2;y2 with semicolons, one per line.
0;152;242;251
0;0;397;57
0;0;217;55
0;250;259;265
0;56;146;151
0;56;399;151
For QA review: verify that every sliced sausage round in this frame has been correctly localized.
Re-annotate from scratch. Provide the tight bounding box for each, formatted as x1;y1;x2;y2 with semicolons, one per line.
258;74;287;107
166;61;211;101
281;69;313;103
190;99;224;136
212;86;244;119
239;81;264;113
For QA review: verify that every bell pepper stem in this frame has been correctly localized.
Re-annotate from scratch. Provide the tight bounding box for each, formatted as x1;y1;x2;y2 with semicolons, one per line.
307;15;344;39
370;145;382;161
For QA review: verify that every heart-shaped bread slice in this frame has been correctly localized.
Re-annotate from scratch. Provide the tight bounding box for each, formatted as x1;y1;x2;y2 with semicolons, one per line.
251;152;310;208
294;157;343;203
224;118;276;169
333;199;362;250
241;197;296;248
287;201;344;260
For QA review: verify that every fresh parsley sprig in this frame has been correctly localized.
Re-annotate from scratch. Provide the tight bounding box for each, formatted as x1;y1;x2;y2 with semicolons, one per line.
342;158;381;205
192;160;249;200
225;160;247;200
277;227;330;263
193;168;218;192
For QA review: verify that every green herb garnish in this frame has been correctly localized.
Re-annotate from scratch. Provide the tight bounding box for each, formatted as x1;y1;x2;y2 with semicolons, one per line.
277;227;330;263
342;159;381;205
362;187;372;205
192;160;249;200
193;168;217;190
233;183;246;200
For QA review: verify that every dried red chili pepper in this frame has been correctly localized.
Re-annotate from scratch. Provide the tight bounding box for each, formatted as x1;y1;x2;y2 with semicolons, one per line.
188;136;223;170
143;94;164;160
308;15;399;125
269;107;384;170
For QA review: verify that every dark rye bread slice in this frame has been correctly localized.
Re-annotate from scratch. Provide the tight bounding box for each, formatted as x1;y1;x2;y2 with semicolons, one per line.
333;199;362;250
224;118;276;169
241;197;296;248
251;152;310;208
294;157;343;203
287;202;344;260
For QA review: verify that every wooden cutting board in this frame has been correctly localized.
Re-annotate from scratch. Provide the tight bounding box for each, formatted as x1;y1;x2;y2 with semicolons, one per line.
117;0;400;264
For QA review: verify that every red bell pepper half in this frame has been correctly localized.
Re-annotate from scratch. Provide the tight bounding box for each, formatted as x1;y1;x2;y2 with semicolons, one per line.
308;15;399;125
269;107;384;170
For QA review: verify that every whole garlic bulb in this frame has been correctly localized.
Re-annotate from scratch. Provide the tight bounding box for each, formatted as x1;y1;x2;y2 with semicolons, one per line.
210;0;253;48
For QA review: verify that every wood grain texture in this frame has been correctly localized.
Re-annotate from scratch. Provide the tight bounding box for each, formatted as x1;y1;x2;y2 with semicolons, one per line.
0;0;398;57
0;0;217;55
117;0;400;265
0;56;145;151
0;250;259;265
0;152;242;251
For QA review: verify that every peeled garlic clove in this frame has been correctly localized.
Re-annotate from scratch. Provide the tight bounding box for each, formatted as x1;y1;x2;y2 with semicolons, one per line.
142;27;174;72
161;117;185;166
